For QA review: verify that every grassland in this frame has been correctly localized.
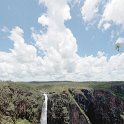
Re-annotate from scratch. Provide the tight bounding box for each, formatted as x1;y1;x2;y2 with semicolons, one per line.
0;81;124;92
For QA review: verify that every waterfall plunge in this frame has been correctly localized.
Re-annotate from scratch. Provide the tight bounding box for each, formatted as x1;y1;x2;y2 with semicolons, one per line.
40;93;48;124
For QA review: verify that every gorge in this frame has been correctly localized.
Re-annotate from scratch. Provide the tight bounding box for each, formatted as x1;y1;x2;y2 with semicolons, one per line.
0;81;123;124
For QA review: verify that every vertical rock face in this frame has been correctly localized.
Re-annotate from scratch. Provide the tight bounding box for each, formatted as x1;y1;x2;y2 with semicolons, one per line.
90;90;124;124
69;103;89;124
47;93;69;124
69;87;124;124
47;91;90;124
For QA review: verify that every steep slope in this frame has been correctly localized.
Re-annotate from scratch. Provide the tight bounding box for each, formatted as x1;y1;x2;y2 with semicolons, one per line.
69;85;124;124
47;91;91;124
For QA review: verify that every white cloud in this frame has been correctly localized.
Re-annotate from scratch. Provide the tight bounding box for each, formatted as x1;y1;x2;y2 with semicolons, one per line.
99;0;124;29
115;37;124;44
33;0;78;77
1;26;9;32
78;53;124;81
9;26;38;63
81;0;124;31
38;14;49;26
0;0;124;81
81;0;100;22
0;26;45;81
102;23;111;30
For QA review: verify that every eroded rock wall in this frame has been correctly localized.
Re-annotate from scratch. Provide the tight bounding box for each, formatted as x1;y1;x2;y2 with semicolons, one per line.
47;91;90;124
69;87;124;124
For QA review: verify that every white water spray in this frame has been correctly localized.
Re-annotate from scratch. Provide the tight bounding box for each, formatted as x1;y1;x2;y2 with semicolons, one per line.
40;93;48;124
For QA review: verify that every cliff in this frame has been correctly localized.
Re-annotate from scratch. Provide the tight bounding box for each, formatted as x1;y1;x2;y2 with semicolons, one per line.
0;82;123;124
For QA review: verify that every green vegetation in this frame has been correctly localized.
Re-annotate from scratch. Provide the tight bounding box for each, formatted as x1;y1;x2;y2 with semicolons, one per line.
120;112;124;120
0;116;14;124
0;82;43;124
0;81;123;92
16;119;30;124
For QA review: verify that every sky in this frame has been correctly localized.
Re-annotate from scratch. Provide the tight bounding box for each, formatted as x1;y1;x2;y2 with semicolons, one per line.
0;0;124;81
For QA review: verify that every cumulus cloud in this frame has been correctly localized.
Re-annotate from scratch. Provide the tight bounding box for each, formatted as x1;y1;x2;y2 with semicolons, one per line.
0;26;44;81
33;0;78;75
81;0;124;30
81;0;124;55
99;0;124;29
102;23;111;30
38;14;49;26
9;26;38;63
81;0;100;22
0;0;124;81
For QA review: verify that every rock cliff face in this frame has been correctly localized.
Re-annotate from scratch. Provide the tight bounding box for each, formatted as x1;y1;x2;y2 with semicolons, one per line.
47;85;124;124
0;83;124;124
69;87;124;124
47;91;90;124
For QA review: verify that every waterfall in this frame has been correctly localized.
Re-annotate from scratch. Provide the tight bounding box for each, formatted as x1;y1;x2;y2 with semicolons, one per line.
40;93;48;124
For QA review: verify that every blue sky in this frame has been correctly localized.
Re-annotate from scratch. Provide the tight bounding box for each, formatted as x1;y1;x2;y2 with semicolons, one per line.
0;0;118;56
0;0;124;81
0;0;41;51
